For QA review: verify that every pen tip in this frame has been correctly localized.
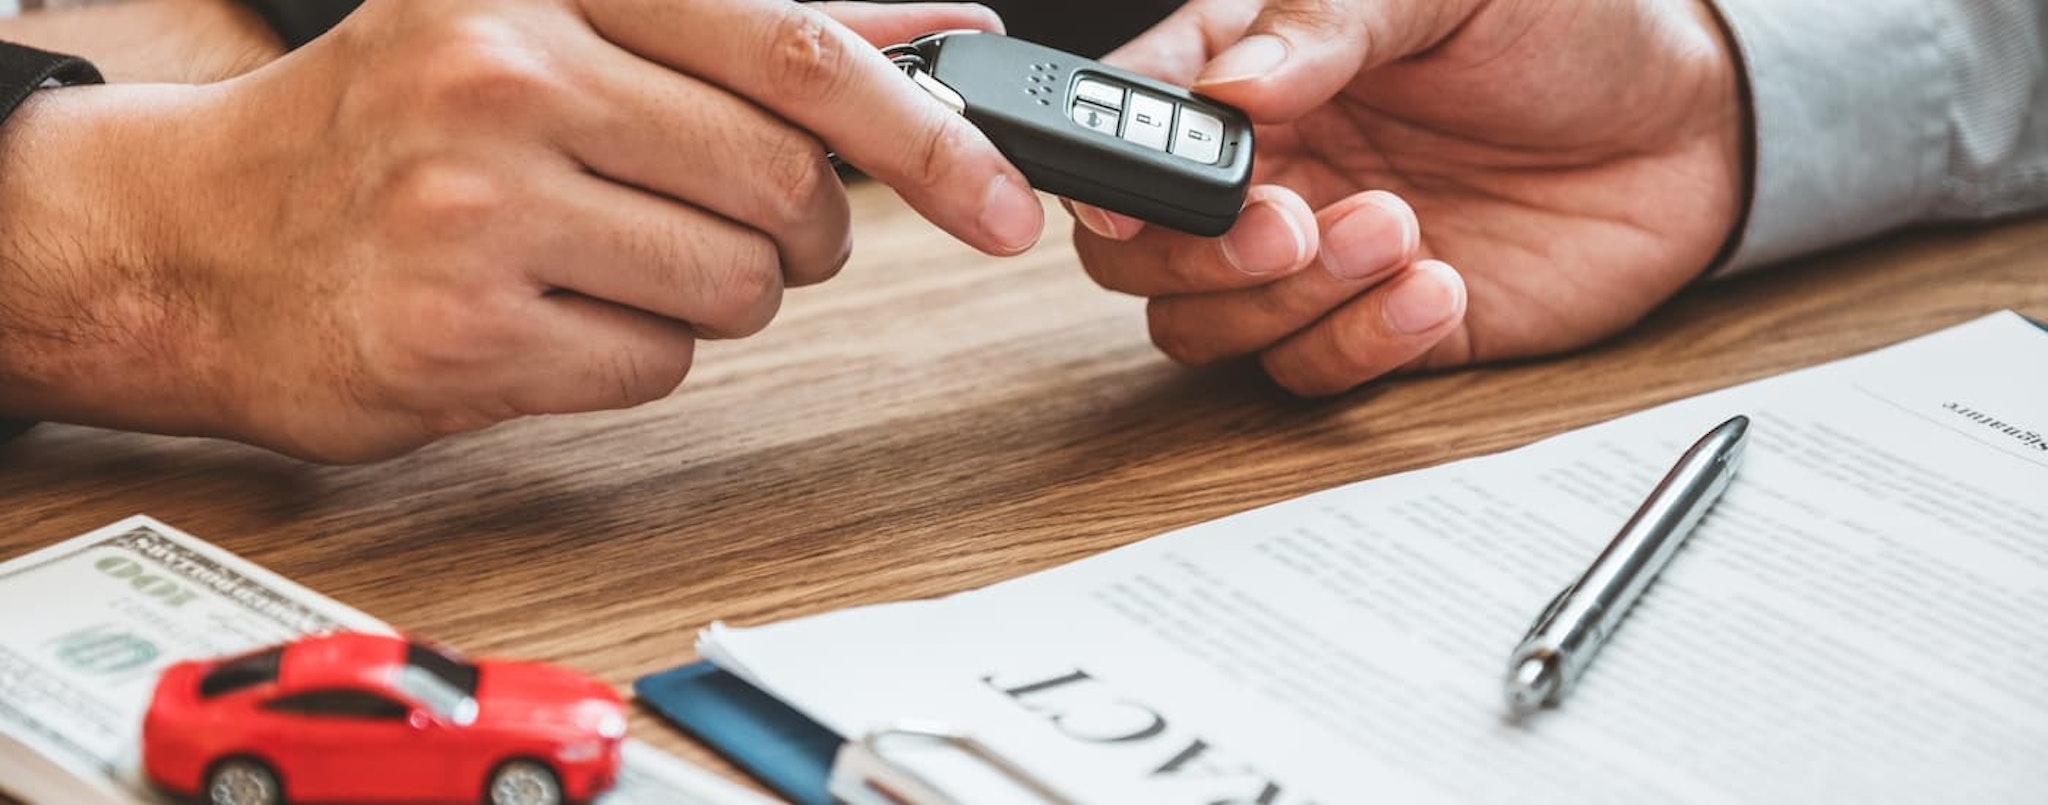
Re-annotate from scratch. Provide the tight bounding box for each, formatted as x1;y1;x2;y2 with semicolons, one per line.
1505;658;1557;719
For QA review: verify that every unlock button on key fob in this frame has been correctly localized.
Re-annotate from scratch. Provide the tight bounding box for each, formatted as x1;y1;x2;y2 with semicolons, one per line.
1070;100;1119;136
1069;77;1123;136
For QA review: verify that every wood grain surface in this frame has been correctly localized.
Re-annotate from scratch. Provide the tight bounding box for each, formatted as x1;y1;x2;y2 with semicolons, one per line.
4;180;2047;796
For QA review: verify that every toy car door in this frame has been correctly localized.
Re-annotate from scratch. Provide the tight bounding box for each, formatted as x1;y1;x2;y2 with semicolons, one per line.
261;688;450;800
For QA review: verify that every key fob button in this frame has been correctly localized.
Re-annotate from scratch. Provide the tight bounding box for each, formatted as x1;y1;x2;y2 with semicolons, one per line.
1122;93;1175;152
1073;78;1125;111
1171;107;1225;165
1070;100;1121;136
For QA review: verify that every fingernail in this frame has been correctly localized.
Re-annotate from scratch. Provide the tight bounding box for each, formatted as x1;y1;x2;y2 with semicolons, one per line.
1198;35;1289;86
1321;195;1415;280
1073;204;1118;239
1385;261;1465;335
1219;199;1311;276
980;175;1041;254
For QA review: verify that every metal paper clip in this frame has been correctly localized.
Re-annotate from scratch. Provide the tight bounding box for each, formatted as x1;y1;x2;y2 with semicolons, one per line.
826;720;1076;805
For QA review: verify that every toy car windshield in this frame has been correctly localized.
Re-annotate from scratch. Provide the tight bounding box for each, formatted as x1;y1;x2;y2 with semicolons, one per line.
391;640;482;725
197;646;283;699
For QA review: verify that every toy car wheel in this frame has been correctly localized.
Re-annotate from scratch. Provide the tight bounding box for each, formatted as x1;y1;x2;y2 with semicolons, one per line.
205;757;282;805
486;759;562;805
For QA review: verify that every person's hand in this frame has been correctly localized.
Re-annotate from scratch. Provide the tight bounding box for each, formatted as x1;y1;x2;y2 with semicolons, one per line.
0;0;1043;462
1069;0;1746;395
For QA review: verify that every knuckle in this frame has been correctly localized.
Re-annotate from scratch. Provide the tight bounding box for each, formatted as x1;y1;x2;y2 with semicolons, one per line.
1259;351;1333;397
783;196;853;288
374;288;522;380
1072;235;1136;294
756;130;834;229
758;6;852;105
1145;301;1217;366
420;16;561;114
1309;323;1384;395
805;233;854;286
1271;0;1353;33
1243;285;1332;337
604;340;695;408
704;243;785;337
907;116;974;192
381;160;511;237
1327;318;1383;375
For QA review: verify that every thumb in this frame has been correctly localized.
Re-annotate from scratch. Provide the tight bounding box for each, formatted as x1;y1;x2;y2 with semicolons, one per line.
1193;0;1478;123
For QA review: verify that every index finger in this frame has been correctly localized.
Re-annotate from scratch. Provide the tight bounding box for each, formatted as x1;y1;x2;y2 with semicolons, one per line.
584;0;1045;256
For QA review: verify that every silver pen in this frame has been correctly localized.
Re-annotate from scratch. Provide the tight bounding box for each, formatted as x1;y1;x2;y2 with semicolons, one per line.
1504;415;1750;718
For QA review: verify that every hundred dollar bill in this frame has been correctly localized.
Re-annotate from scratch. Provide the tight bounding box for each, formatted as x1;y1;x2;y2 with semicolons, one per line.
0;515;769;805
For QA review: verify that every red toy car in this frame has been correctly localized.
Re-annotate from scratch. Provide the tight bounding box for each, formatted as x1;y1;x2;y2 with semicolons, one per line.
142;632;627;805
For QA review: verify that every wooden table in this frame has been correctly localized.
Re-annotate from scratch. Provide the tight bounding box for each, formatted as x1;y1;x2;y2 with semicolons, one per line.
5;181;2047;796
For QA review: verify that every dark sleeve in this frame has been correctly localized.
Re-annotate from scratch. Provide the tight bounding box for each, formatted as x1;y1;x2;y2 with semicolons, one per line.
236;0;363;49
240;0;1180;56
931;0;1185;57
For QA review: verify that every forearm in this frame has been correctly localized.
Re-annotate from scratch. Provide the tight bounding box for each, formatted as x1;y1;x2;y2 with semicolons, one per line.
0;0;280;83
1712;0;2048;272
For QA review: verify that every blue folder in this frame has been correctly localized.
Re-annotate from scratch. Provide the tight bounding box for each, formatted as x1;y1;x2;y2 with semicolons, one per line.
634;662;846;805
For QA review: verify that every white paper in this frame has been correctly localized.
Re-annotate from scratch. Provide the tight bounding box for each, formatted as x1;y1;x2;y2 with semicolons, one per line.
704;312;2048;804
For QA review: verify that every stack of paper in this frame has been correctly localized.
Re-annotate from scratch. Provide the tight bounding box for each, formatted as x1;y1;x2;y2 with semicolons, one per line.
699;312;2048;803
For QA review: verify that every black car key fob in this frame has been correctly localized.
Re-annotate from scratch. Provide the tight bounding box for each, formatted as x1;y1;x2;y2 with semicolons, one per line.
891;31;1254;237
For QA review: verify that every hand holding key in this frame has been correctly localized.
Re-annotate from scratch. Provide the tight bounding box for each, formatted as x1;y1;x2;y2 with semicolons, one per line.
0;0;1042;462
1068;0;1748;395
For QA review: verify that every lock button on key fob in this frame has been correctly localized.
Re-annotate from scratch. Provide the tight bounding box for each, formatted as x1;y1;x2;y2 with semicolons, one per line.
895;31;1254;237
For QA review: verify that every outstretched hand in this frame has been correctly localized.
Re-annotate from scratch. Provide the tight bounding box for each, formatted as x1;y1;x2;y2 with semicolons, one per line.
1070;0;1747;394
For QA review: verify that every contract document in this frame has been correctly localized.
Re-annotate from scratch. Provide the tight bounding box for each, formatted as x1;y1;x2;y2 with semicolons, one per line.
701;312;2048;804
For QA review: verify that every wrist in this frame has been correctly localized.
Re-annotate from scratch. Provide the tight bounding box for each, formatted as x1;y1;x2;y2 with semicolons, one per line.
1689;0;1754;277
0;82;241;437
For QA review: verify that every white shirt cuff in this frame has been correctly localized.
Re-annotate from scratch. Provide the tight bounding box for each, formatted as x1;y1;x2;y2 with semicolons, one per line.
1710;0;1952;274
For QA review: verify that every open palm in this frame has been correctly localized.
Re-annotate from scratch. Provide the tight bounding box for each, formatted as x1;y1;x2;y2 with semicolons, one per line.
1071;0;1746;394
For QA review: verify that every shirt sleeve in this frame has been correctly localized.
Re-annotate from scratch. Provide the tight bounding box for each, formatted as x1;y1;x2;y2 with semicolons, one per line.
1710;0;2048;273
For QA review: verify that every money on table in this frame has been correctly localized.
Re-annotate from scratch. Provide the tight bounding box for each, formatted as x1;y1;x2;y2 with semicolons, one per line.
0;516;768;805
